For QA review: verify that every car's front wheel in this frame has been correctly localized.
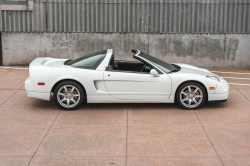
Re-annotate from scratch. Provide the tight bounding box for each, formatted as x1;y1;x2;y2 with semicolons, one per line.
54;81;85;110
176;82;206;110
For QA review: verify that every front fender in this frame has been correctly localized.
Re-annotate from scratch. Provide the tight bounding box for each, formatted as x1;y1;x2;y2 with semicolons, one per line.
169;73;218;95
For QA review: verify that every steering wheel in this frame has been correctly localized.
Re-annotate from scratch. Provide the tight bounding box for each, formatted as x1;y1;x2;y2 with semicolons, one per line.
141;64;147;72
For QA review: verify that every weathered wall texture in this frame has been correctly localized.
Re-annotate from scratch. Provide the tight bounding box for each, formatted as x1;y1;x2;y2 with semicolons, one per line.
1;1;249;67
2;32;249;67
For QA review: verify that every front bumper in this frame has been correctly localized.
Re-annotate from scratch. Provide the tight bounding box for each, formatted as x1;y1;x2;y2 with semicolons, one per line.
208;79;229;101
208;93;228;101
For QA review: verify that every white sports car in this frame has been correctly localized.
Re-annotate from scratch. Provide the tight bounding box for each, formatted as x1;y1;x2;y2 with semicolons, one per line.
25;49;229;110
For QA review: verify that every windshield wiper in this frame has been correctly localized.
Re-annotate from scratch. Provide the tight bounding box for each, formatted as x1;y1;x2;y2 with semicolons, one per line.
64;59;73;65
168;64;181;73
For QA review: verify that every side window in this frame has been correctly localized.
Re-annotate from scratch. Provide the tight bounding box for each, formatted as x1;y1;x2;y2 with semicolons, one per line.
72;54;104;68
68;50;106;69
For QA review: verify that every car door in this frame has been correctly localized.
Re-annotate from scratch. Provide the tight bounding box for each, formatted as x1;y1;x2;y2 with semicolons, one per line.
103;71;172;101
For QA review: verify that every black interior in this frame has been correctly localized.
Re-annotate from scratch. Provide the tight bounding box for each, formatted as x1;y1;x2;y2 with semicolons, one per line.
115;60;144;72
108;54;153;73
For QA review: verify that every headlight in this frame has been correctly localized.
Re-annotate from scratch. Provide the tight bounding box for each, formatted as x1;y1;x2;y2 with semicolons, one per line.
206;75;220;82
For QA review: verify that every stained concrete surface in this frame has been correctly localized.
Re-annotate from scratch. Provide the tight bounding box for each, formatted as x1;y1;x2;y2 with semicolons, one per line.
0;67;250;165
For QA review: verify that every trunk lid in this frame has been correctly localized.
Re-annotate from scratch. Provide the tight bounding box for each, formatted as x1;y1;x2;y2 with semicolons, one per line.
30;57;68;68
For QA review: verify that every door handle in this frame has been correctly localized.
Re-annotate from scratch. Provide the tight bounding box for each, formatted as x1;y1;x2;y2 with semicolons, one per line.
108;74;110;76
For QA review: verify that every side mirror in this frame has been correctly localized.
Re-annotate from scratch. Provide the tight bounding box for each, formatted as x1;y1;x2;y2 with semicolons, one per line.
150;69;159;77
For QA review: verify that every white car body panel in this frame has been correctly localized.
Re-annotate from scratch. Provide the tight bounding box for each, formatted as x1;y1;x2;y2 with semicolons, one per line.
103;71;172;100
25;49;229;104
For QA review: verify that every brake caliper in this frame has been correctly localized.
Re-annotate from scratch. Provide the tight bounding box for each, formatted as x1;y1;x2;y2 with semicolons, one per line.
74;91;78;100
196;91;200;101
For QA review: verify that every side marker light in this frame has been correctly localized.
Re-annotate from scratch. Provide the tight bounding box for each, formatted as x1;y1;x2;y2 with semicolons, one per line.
38;83;45;85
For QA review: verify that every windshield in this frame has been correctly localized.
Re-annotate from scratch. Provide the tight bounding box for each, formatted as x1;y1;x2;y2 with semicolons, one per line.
68;50;107;69
138;52;176;73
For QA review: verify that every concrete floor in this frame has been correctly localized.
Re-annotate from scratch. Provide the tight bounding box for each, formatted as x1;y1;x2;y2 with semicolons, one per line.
0;67;250;166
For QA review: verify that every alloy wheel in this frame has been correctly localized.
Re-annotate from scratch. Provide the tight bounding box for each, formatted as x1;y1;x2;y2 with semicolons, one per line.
180;85;203;108
57;85;81;108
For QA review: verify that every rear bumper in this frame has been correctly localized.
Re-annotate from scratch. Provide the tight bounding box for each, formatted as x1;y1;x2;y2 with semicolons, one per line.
26;91;50;101
25;77;50;101
25;77;35;91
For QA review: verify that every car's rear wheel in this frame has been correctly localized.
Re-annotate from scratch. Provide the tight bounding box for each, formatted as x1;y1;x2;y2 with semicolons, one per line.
54;81;84;110
176;82;206;110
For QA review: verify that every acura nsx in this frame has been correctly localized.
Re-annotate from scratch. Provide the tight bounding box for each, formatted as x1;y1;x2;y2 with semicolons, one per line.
25;49;229;110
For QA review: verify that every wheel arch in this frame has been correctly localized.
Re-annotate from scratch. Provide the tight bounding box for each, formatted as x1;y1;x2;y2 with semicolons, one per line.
174;80;208;103
51;79;87;103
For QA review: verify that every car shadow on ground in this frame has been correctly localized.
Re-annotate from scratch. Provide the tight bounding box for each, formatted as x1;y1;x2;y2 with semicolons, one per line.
29;94;228;111
28;94;59;110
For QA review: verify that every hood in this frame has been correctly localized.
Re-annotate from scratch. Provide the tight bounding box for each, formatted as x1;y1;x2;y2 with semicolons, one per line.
172;63;215;76
172;63;228;83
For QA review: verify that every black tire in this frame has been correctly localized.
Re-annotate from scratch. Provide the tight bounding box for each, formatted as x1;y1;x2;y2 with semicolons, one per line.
176;82;206;110
54;81;85;110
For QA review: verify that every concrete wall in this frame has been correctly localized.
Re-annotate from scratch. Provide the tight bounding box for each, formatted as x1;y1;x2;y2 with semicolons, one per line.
2;32;250;67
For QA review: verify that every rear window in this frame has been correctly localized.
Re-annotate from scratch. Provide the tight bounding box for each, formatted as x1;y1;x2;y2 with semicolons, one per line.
68;50;107;69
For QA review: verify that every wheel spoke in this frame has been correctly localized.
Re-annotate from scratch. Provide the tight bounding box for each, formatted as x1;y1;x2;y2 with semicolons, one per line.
182;97;188;102
193;87;199;93
58;92;65;96
181;92;188;96
195;95;203;98
193;99;198;104
188;86;191;93
60;97;66;102
71;87;75;93
71;98;76;104
188;99;192;107
67;99;70;107
64;86;68;93
73;94;80;97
